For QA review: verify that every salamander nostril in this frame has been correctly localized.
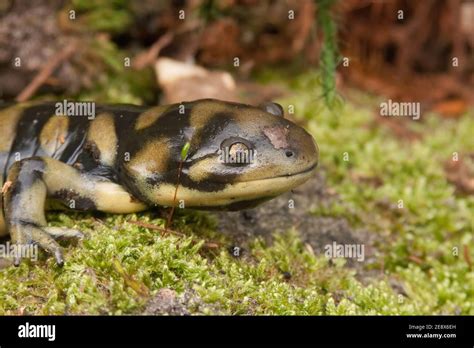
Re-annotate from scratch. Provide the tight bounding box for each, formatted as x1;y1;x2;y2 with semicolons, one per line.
285;150;294;158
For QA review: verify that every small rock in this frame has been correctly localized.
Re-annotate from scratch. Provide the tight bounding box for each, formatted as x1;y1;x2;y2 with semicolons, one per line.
144;288;189;316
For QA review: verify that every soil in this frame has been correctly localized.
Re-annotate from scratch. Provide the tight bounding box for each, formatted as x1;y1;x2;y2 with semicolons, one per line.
143;288;224;315
210;169;382;277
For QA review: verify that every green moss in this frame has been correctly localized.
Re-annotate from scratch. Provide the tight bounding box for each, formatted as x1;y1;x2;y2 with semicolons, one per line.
76;39;156;104
69;0;133;34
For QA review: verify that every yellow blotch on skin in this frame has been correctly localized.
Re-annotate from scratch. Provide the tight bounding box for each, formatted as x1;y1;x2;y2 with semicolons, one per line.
94;181;148;213
187;157;215;182
135;106;170;130
87;113;117;166
189;100;275;140
189;100;232;128
39;115;69;156
126;138;170;176
0;105;25;152
40;157;147;214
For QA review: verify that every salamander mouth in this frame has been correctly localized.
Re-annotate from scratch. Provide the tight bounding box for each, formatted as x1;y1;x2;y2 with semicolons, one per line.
240;161;318;183
153;161;318;208
273;162;318;179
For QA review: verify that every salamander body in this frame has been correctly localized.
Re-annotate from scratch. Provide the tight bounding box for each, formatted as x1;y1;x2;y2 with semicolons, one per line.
0;99;318;264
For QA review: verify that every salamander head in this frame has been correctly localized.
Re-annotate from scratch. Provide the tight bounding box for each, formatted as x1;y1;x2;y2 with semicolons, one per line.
122;99;318;210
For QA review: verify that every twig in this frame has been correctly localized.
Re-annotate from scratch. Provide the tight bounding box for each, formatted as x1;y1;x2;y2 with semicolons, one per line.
408;255;424;265
132;32;174;70
15;42;77;102
131;20;202;70
127;220;184;237
463;244;472;270
165;160;184;231
165;142;190;231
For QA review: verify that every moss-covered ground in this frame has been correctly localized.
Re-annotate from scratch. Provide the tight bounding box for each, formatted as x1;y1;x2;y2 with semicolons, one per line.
1;71;473;315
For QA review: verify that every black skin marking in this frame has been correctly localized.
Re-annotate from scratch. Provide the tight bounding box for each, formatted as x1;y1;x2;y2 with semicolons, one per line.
57;114;88;165
51;189;97;211
174;111;243;192
73;140;117;181
194;196;276;211
3;104;52;180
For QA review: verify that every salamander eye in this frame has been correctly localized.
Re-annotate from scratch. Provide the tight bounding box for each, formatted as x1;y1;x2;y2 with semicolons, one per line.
220;137;252;152
228;142;249;157
220;137;254;165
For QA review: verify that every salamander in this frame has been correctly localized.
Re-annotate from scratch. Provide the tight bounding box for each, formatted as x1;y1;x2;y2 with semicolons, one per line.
0;99;318;265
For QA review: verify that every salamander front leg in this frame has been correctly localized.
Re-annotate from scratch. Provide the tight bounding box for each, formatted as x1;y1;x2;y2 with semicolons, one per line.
3;156;147;266
3;157;92;266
